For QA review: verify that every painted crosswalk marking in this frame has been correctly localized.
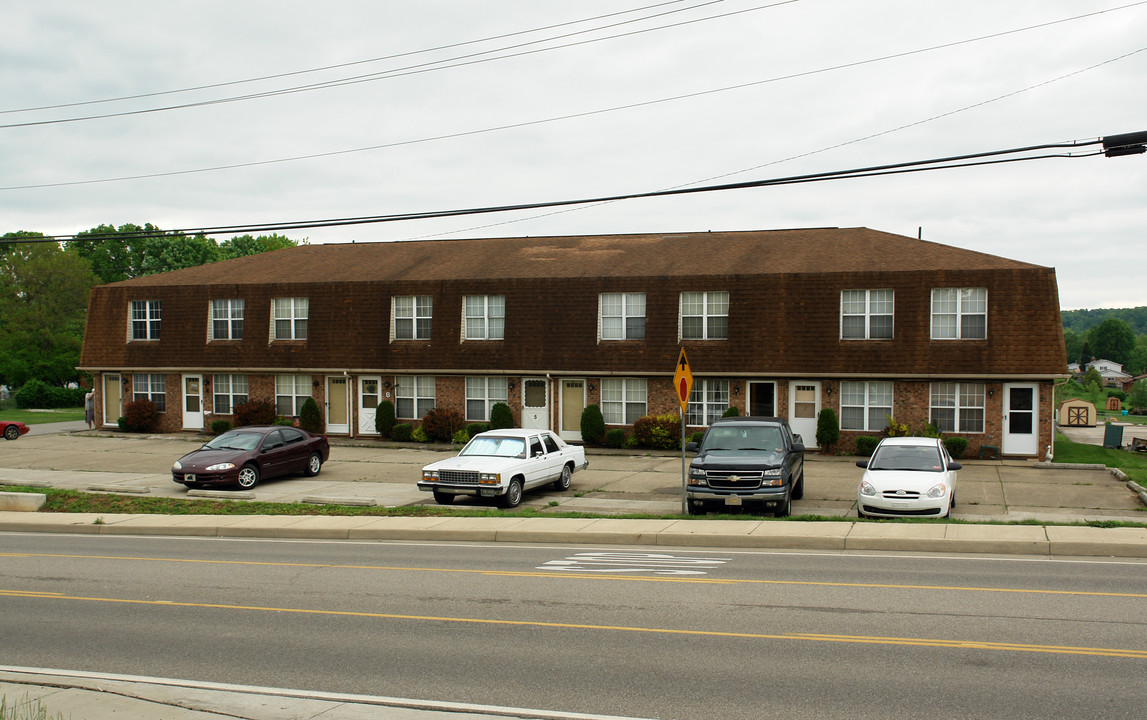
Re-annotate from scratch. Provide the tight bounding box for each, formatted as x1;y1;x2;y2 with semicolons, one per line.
538;552;729;576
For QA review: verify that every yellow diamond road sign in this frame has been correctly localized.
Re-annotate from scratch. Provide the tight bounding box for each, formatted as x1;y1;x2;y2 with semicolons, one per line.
673;348;693;414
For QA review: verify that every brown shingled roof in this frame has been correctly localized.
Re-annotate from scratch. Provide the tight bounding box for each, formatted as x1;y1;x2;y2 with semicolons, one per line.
106;227;1042;287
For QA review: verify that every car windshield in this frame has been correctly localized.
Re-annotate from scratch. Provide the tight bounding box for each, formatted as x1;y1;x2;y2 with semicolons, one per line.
460;436;527;458
869;445;944;472
204;432;262;451
702;426;783;452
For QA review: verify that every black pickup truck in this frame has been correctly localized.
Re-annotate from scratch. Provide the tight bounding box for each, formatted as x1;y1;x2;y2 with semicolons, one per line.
684;416;805;516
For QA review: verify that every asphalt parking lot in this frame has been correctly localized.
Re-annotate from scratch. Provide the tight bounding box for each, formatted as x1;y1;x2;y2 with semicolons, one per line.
1;427;1143;522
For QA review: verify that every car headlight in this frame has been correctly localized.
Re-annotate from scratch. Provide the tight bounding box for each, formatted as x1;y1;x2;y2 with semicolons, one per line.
205;462;235;472
763;468;782;477
423;470;439;480
926;482;948;499
859;480;877;496
172;461;182;470
479;473;500;485
688;468;707;486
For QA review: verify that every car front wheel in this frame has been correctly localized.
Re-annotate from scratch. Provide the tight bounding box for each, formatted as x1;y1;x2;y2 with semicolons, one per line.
3;426;18;440
552;465;572;491
775;490;791;518
432;491;454;505
236;464;260;490
792;469;804;500
499;479;523;509
304;452;322;477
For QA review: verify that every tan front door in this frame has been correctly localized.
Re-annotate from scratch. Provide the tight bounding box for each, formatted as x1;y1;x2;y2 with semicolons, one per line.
102;374;121;427
326;376;349;434
559;379;586;441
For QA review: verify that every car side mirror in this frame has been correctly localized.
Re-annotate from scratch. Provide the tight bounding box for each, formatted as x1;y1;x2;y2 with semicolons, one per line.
856;459;869;468
791;442;805;453
685;441;699;453
947;461;963;471
793;433;804;444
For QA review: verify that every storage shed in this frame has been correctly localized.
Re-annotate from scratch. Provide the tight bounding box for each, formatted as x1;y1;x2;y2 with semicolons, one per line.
1059;399;1096;427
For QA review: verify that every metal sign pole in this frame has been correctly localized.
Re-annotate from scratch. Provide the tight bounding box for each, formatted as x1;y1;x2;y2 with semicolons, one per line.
681;410;687;515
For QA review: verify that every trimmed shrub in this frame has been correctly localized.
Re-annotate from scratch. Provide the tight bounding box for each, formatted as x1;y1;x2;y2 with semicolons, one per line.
15;379;86;409
466;422;489;439
299;397;324;434
392;423;412;442
375;400;396;438
273;416;294;426
234;398;276;426
632;413;680;450
580;404;605;445
490;402;514;430
121;399;159;433
690;431;705;446
117;416;128;431
943;436;969;460
884;415;910;437
210;419;232;435
722;406;740;417
816;408;839;451
604;428;626;448
411;426;430;443
421;407;465;442
855;435;879;457
452;428;470;445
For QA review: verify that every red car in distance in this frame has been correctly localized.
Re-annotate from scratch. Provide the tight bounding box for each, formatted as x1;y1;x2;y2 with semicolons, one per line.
1;421;30;441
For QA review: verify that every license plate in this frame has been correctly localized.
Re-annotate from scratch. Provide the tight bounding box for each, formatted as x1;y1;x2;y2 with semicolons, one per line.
185;474;196;482
724;496;742;506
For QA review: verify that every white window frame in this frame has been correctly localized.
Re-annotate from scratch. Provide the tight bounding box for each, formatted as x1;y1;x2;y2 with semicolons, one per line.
393;295;432;341
839;380;893;432
396;375;436;419
600;378;647;425
130;300;161;340
930;381;985;434
210;299;244;341
686;379;729;427
273;297;308;340
275;374;312;416
132;373;166;411
680;291;729;340
600;292;646;341
463;295;505;340
212;374;249;414
465;376;509;421
840;289;893;340
931;288;987;340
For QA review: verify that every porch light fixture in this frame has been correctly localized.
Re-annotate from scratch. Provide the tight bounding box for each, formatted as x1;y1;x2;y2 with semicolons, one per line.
383;380;391;389
508;380;515;390
588;383;595;392
312;379;320;388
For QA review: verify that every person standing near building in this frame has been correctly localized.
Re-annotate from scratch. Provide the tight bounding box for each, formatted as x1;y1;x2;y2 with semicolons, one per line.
84;390;95;429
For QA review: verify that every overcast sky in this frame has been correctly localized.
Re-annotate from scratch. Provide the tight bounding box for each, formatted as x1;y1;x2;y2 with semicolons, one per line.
3;0;1145;309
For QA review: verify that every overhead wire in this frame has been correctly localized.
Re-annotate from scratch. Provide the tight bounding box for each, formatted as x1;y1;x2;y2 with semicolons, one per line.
1;136;1123;245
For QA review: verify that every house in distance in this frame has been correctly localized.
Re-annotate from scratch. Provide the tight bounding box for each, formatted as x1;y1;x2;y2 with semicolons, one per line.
78;227;1067;458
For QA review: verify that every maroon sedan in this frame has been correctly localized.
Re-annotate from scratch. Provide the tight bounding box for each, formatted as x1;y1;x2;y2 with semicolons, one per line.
172;425;329;490
1;420;30;441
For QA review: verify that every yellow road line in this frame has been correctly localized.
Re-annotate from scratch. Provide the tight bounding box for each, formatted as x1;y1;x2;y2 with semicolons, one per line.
3;551;1146;599
1;588;1144;659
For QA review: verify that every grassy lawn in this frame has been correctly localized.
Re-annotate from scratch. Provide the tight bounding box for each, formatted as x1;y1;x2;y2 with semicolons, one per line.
0;407;85;424
1055;433;1147;487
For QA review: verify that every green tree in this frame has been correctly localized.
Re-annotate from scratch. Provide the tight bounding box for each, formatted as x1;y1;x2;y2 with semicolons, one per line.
1125;335;1147;376
138;233;220;276
1062;329;1083;369
219;233;301;259
0;235;97;387
1087;318;1135;365
65;223;160;283
1082;366;1103;389
1129;380;1147;411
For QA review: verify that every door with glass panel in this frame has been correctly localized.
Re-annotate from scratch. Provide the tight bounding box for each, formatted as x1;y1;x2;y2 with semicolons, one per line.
359;376;381;435
326;376;349;434
787;381;820;448
181;374;203;430
1002;383;1038;456
522;378;549;430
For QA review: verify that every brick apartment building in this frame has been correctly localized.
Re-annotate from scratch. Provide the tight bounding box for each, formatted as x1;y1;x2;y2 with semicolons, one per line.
77;227;1068;457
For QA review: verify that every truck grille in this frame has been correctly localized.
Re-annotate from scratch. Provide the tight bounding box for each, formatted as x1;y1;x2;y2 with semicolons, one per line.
439;470;480;484
706;471;764;490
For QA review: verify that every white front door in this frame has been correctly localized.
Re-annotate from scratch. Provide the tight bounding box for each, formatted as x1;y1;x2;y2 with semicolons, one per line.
182;374;203;430
102;374;121;427
1002;383;1039;456
522;378;549;430
788;381;821;448
326;376;350;434
559;379;585;441
359;376;381;435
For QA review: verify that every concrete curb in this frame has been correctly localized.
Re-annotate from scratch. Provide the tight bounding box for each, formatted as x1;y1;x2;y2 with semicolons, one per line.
3;511;1146;558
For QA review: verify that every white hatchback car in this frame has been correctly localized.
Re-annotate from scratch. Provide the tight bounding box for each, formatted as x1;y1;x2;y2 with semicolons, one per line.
855;437;961;519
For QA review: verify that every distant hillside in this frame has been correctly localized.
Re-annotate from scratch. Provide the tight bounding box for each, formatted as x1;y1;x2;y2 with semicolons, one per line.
1061;307;1147;335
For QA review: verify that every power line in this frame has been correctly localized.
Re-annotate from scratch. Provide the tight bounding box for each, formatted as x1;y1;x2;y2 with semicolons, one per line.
0;0;797;129
0;0;700;116
5;133;1142;245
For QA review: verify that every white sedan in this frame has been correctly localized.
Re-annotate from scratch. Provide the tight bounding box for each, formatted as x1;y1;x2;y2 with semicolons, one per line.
855;436;961;519
419;428;588;508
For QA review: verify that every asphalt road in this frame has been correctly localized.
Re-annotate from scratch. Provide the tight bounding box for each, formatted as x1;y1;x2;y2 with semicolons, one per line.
3;533;1146;719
